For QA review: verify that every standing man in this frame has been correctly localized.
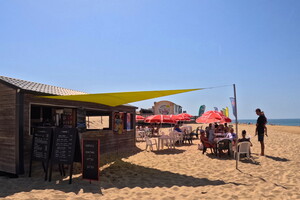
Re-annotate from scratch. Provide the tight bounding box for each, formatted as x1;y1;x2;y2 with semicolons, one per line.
255;108;267;156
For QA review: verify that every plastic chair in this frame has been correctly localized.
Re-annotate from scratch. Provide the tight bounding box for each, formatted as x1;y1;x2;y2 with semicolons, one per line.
216;139;232;157
234;142;251;160
200;138;215;154
168;131;179;148
136;130;145;142
145;137;158;151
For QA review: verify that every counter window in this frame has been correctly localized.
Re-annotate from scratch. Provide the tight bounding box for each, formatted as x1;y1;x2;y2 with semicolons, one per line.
86;110;110;130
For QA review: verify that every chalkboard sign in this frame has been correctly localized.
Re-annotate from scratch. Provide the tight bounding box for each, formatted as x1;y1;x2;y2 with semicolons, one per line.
31;128;52;161
82;139;100;181
51;128;77;164
29;127;53;179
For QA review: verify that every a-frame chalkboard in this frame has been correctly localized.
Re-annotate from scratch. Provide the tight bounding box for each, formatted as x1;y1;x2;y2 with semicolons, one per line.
29;127;53;180
49;128;77;184
82;139;100;182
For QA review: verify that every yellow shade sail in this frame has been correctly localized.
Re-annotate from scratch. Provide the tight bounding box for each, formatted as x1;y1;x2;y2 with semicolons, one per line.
40;88;203;107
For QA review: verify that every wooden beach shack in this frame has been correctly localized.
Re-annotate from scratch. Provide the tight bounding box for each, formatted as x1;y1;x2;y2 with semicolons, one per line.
0;76;137;176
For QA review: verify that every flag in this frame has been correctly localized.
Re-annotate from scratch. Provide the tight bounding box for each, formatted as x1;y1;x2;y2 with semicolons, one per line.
221;108;225;115
198;105;206;117
230;97;237;118
214;107;218;111
225;107;229;117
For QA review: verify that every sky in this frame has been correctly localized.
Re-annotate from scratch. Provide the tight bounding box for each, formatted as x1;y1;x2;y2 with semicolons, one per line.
1;0;300;119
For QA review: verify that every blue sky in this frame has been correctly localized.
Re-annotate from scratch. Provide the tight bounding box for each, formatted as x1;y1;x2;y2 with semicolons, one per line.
1;1;300;119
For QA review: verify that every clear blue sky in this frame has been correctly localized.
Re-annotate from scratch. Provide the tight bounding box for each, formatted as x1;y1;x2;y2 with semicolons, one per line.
1;1;300;119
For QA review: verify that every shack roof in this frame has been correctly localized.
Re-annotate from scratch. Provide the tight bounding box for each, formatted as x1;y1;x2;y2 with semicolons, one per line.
0;75;86;96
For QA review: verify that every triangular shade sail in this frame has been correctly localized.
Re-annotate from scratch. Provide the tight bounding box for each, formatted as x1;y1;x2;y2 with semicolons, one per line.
40;88;203;107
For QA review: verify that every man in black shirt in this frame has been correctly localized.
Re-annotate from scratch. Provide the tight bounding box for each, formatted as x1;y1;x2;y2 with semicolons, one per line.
255;108;267;156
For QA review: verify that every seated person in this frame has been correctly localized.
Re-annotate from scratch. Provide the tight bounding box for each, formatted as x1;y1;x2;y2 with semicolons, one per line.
238;130;253;146
200;130;215;148
224;123;229;133
237;130;252;156
174;124;182;132
217;124;225;133
225;128;237;146
200;130;216;154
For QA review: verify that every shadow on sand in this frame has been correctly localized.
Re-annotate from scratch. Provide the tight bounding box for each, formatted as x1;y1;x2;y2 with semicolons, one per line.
0;159;246;198
99;159;246;189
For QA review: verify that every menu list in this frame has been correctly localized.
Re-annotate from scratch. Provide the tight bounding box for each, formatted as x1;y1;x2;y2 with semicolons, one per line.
82;139;100;181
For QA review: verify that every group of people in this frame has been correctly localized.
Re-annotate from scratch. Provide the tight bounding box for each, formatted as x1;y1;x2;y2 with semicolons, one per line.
199;108;268;157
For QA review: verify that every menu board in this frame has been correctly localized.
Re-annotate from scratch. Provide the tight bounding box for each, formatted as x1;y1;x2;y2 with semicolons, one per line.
31;128;52;161
51;128;77;164
82;139;100;181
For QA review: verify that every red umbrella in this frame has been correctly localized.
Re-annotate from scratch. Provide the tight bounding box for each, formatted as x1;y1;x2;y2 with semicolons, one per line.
144;115;176;124
169;115;182;122
177;113;193;119
219;116;232;123
196;111;231;123
136;115;145;121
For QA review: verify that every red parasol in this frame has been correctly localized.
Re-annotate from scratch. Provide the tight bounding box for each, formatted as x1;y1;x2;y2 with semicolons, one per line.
196;110;231;123
135;115;145;121
144;115;176;124
177;113;193;119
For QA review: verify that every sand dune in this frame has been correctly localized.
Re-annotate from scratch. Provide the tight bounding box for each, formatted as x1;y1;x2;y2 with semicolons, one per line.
0;124;299;199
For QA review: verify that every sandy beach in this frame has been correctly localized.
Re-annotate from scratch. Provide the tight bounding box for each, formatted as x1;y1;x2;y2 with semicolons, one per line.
0;124;299;200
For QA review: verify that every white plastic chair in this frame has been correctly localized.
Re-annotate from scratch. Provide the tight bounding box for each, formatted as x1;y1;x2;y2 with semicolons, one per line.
169;131;180;147
136;130;145;141
145;137;158;151
234;142;251;160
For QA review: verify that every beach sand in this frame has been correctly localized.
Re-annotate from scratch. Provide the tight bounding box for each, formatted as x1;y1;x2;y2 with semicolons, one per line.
0;124;300;200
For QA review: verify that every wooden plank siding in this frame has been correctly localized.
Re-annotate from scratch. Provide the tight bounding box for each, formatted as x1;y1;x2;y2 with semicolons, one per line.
22;94;136;175
0;82;17;174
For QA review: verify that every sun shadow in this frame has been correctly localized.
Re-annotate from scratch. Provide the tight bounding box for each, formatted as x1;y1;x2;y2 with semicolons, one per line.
237;169;288;190
265;155;290;162
0;158;247;198
100;160;246;189
239;157;261;165
152;149;186;155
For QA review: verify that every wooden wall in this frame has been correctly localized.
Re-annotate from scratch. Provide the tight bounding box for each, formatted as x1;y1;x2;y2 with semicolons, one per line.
0;83;17;174
22;94;136;174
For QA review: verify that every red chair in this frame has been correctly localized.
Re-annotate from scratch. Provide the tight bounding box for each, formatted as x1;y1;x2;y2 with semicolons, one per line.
200;138;215;154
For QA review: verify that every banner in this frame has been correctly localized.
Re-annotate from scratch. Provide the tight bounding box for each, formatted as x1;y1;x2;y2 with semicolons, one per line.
230;97;237;118
225;107;229;117
198;105;206;117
